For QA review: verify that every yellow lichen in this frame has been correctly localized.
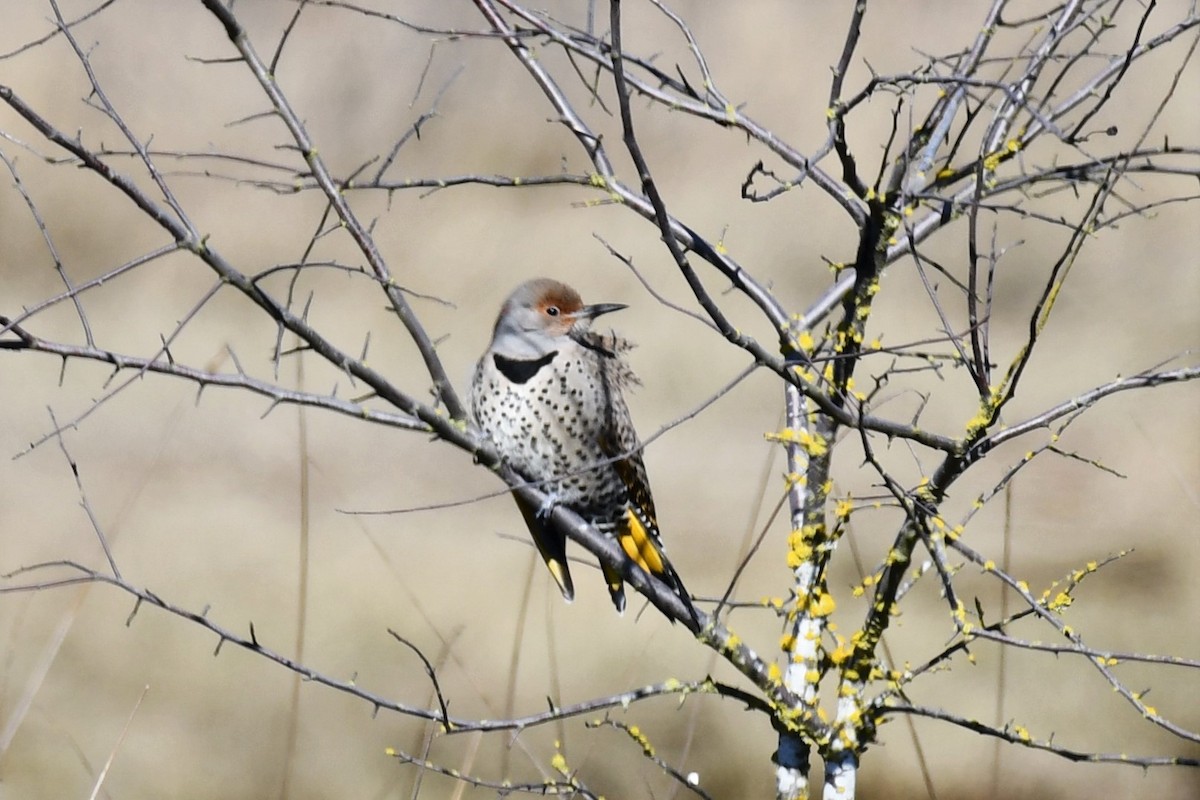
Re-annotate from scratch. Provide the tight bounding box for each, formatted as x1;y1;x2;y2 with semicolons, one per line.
1048;592;1073;611
810;592;837;617
835;497;854;519
829;639;852;665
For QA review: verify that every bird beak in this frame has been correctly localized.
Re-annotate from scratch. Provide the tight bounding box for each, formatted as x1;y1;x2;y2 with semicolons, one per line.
577;302;627;320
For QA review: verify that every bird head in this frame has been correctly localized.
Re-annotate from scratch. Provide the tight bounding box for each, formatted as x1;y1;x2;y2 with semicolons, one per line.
490;278;626;358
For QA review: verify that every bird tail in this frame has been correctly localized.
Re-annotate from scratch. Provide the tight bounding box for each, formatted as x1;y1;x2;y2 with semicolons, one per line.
514;494;575;602
612;508;700;625
602;562;628;614
512;495;699;625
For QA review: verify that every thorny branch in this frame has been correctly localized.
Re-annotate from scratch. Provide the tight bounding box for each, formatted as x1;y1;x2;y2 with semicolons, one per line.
2;0;1199;797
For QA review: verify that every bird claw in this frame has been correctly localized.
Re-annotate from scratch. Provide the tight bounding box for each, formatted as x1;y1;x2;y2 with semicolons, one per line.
535;491;561;520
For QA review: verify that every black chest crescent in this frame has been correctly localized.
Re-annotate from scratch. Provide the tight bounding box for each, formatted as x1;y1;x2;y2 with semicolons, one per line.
493;351;558;384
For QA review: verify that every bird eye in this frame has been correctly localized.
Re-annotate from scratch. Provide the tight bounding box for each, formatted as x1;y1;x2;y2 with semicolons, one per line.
545;306;560;316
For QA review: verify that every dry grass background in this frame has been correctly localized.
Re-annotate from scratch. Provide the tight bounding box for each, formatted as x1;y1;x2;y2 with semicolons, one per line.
1;1;1198;798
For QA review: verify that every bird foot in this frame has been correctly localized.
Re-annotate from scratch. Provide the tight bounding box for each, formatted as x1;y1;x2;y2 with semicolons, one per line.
535;491;561;520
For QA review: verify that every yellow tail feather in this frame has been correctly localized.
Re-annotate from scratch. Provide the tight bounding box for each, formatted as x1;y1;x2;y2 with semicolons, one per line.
621;509;665;575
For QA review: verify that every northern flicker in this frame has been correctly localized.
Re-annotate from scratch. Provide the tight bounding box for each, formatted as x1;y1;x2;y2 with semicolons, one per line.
471;278;695;619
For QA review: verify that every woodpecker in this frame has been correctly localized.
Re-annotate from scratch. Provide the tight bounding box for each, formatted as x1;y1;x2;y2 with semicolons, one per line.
471;278;695;619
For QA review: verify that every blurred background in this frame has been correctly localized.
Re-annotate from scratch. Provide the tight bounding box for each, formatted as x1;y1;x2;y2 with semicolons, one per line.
1;1;1198;798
